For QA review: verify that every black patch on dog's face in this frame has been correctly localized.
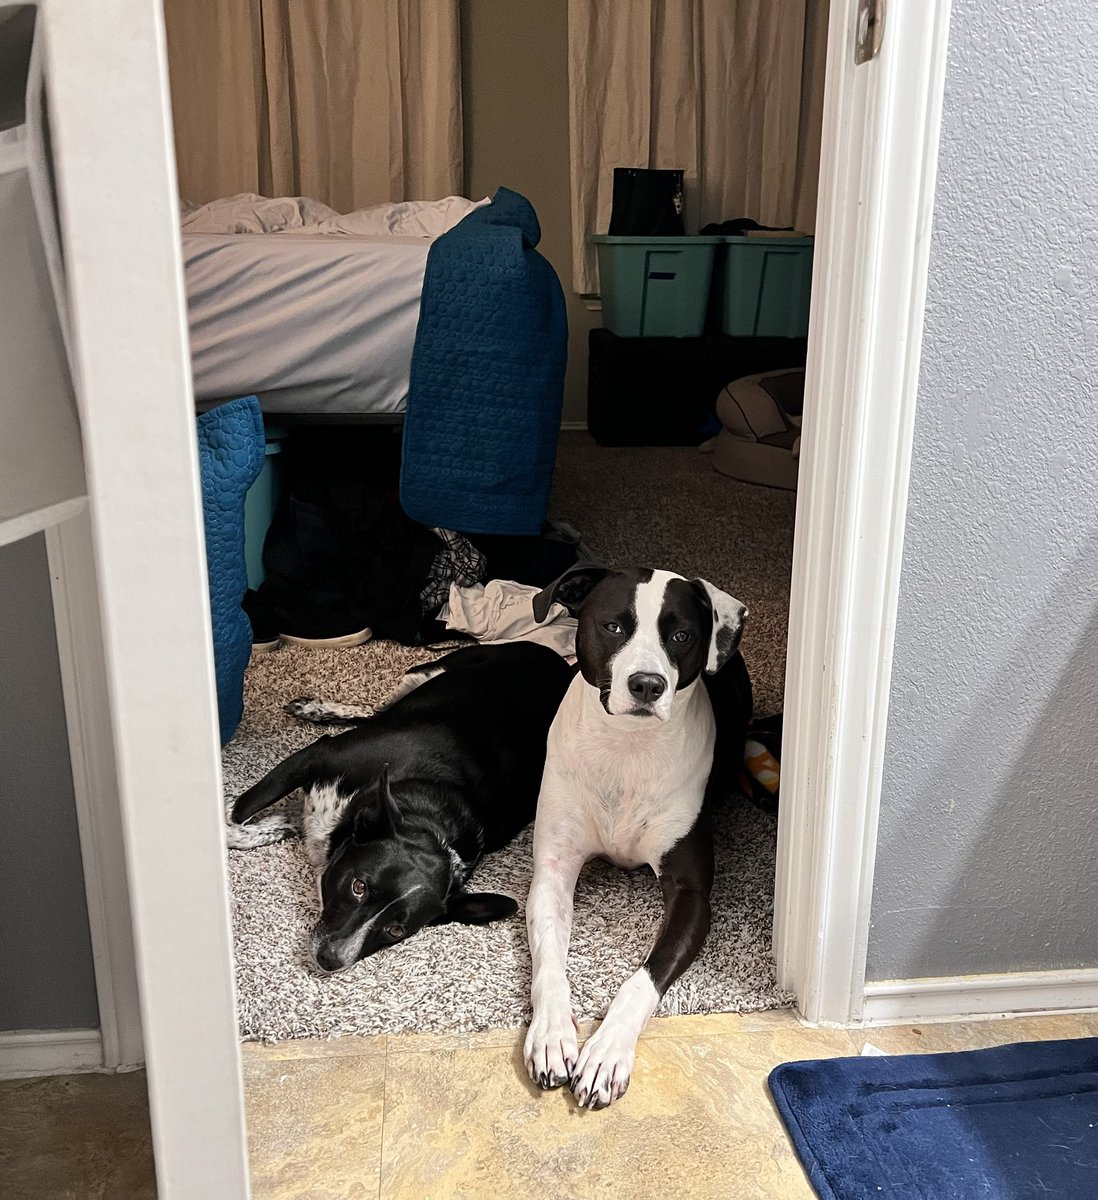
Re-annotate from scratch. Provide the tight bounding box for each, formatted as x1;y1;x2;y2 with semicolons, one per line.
714;623;735;664
657;578;713;690
572;568;652;701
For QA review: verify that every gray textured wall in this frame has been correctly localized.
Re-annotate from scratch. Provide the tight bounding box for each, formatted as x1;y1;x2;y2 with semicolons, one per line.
0;534;99;1029
868;0;1098;981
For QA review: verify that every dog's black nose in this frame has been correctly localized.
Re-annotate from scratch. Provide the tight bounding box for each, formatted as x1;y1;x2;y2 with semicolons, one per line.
628;673;667;704
313;942;344;974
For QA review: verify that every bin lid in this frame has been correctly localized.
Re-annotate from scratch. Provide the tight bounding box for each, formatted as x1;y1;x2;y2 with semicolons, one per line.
722;234;814;245
591;234;722;245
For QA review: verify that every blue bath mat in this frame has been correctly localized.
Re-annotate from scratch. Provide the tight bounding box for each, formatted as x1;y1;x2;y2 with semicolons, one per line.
769;1037;1098;1199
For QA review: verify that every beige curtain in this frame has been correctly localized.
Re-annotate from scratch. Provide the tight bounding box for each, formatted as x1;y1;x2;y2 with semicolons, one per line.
793;0;829;235
164;0;463;211
568;0;830;294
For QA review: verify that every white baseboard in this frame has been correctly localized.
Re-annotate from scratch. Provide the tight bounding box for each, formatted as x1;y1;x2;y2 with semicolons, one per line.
560;420;588;432
862;968;1098;1026
0;1028;103;1079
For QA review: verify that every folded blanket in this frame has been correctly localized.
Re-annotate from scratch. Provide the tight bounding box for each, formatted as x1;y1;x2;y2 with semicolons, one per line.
400;187;568;536
196;396;265;744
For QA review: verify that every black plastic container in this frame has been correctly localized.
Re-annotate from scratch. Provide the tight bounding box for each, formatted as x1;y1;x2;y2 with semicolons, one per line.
586;329;809;447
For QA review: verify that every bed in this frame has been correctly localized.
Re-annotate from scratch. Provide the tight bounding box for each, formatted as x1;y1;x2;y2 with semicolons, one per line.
184;188;568;536
183;192;487;419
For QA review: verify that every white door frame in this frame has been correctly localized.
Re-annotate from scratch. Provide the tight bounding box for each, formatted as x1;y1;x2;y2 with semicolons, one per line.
39;1;250;1195
774;0;955;1025
45;512;145;1071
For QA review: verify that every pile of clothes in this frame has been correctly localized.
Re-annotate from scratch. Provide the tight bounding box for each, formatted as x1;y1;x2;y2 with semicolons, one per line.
244;479;591;653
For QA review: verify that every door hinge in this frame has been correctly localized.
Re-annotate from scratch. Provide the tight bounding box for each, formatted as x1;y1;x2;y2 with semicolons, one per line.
855;0;885;65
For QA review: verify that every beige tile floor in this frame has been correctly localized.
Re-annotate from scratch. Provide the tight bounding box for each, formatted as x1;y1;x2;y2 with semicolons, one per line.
2;1009;1096;1200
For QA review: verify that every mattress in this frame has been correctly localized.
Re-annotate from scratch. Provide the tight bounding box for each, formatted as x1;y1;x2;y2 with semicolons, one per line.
184;231;430;416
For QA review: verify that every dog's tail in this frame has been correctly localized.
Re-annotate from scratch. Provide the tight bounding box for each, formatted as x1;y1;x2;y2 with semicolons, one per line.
285;697;374;726
224;801;303;851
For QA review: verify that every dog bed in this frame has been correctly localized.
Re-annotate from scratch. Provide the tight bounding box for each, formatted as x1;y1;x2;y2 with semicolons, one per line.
712;369;804;490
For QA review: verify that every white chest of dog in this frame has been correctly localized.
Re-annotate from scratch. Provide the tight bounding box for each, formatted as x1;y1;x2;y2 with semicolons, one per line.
523;566;751;1110
541;673;715;870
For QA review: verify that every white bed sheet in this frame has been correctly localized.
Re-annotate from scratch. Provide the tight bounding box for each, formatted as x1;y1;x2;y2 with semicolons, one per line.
184;231;431;416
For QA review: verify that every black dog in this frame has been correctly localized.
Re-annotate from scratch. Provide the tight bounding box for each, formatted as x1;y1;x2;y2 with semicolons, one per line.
231;643;573;972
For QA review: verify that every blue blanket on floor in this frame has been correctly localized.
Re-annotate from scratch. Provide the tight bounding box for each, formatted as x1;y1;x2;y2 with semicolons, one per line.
769;1037;1098;1199
400;187;567;536
197;396;265;745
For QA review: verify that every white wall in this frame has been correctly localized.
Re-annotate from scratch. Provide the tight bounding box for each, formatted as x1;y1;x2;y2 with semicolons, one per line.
869;0;1098;980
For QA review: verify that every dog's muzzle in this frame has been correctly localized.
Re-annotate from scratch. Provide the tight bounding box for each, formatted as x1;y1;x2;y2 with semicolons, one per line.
627;672;666;706
602;670;675;720
311;929;352;974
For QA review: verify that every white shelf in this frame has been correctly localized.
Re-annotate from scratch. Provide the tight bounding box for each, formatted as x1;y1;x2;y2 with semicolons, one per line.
0;156;87;548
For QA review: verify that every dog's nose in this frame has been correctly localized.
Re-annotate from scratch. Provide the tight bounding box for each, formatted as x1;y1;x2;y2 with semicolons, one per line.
628;672;667;704
312;941;344;974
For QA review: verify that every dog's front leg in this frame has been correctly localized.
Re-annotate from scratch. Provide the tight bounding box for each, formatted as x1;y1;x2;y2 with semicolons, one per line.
571;813;714;1109
524;844;584;1090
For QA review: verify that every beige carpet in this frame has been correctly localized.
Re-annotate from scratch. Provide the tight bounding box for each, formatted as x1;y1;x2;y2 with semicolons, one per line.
224;434;797;1039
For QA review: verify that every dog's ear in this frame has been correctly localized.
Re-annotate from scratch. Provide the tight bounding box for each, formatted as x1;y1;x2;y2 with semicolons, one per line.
692;579;748;674
353;763;402;843
437;891;518;925
531;565;609;622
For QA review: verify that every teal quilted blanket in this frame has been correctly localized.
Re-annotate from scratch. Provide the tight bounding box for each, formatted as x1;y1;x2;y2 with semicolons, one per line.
400;188;567;535
197;396;264;745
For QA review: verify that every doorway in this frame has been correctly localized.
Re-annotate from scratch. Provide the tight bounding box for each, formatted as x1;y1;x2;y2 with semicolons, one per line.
23;0;954;1191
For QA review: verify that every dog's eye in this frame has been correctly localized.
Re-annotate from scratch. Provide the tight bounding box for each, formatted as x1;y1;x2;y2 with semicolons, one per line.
385;923;405;940
603;622;622;635
671;630;692;644
350;878;366;898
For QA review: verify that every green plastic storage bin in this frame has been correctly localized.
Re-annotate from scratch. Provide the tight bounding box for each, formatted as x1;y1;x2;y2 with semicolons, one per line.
243;425;287;590
719;236;814;338
593;235;720;337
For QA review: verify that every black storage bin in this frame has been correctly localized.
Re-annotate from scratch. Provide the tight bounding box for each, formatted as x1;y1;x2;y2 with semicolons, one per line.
586;329;808;447
608;167;686;236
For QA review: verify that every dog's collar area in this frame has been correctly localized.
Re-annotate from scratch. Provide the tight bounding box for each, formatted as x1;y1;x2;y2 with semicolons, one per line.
440;838;476;886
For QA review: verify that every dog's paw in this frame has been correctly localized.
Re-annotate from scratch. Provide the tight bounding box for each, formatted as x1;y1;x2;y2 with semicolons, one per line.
285;697;327;723
523;1006;579;1091
569;1019;637;1110
285;698;371;725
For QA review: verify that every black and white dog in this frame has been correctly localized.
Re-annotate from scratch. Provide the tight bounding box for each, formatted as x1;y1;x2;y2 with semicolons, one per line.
231;643;574;972
523;566;752;1109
